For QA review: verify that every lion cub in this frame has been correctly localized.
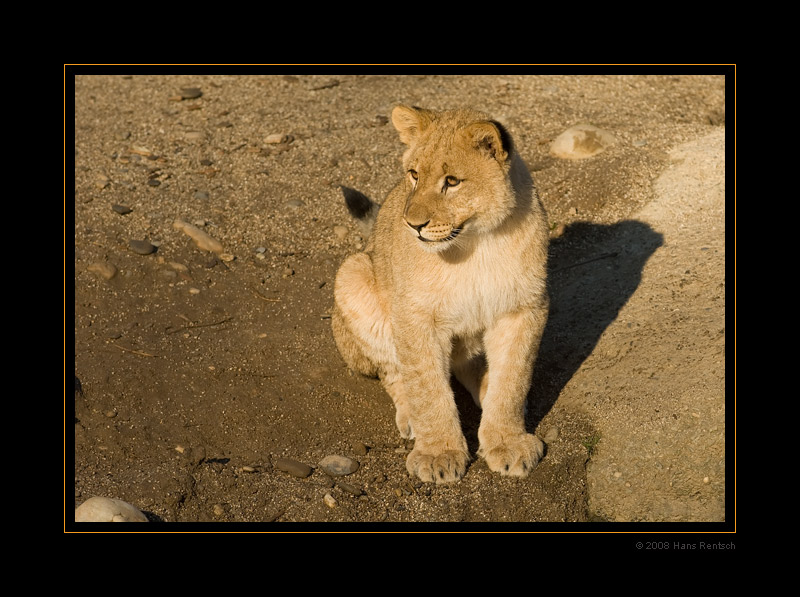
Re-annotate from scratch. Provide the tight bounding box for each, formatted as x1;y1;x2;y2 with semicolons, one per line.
332;106;549;484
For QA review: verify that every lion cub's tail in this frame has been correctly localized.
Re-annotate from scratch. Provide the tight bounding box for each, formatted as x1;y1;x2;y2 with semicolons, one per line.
341;186;380;239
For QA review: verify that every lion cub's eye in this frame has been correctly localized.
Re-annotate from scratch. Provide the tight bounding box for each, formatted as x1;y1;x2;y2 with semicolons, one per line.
408;169;419;181
444;176;461;188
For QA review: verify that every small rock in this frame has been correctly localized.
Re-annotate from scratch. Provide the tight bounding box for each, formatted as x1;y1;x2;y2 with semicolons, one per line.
550;124;616;160
286;199;304;209
213;504;225;516
319;455;359;476
174;219;224;254
193;191;210;200
95;174;110;189
87;262;117;280
169;262;189;273
543;427;559;444
112;204;132;215
146;179;161;187
333;225;348;240
129;239;156;255
323;493;338;509
75;496;148;522
130;146;153;157
275;457;313;478
337;481;363;496
180;87;203;100
265;133;294;144
352;441;369;456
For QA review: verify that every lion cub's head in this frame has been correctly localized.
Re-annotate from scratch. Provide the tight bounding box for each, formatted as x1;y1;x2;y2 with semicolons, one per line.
391;105;521;252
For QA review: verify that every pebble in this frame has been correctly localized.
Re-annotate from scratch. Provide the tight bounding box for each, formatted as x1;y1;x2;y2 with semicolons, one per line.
147;179;161;187
193;191;210;200
180;87;203;99
333;225;348;240
112;204;132;215
323;493;338;509
74;496;148;522
185;131;204;142
274;457;312;478
337;481;362;496
319;455;359;476
129;239;156;255
286;199;304;209
265;133;293;144
173;219;223;254
169;262;189;273
130;146;153;157
352;441;369;456
95;174;110;189
550;124;616;159
87;262;117;280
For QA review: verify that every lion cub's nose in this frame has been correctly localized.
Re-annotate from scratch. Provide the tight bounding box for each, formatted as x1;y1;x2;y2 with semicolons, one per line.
406;220;430;235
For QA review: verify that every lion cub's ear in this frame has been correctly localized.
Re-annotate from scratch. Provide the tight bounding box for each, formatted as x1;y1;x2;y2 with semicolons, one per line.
391;105;433;145
465;120;513;163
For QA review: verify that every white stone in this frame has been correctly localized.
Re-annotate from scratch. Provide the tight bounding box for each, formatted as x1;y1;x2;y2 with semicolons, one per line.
550;124;616;159
75;497;148;522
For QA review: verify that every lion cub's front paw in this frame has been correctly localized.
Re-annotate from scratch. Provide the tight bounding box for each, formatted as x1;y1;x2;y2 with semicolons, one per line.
479;432;544;477
406;445;470;484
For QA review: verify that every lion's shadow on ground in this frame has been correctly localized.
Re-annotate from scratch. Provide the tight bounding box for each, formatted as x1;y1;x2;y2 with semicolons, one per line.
455;219;664;451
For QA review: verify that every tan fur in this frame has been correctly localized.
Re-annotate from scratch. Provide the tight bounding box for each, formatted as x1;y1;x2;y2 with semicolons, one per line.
332;106;549;483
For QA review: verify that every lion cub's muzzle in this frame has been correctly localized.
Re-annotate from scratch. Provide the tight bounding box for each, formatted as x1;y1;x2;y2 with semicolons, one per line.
405;219;463;244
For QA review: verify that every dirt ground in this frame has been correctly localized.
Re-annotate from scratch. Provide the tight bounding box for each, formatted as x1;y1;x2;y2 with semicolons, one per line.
69;69;732;531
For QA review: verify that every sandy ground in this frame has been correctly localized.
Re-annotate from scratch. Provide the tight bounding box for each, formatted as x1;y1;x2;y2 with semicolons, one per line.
69;69;732;533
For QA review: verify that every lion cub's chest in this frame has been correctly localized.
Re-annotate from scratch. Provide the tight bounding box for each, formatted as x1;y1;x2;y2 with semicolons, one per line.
428;242;530;336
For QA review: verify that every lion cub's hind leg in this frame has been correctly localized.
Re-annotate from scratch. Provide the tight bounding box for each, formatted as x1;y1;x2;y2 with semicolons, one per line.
332;252;413;439
451;337;489;408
